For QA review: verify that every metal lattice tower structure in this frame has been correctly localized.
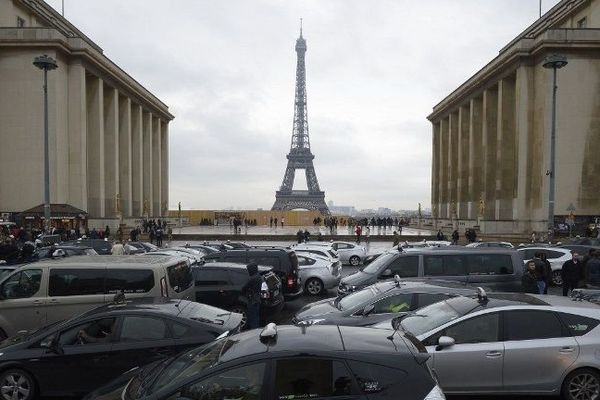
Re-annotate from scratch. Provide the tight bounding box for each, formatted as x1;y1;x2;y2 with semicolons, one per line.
272;23;330;215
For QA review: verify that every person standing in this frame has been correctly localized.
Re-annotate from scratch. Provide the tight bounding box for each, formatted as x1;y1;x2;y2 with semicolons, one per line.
365;226;371;245
111;241;125;255
281;217;285;228
355;225;362;244
274;217;278;229
392;231;400;247
540;253;552;294
242;263;262;330
451;230;459;245
269;217;273;228
296;229;304;244
561;252;583;296
436;229;444;241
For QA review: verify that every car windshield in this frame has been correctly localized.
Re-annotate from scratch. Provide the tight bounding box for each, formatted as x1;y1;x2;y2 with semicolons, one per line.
0;319;64;349
361;253;395;274
337;286;379;311
400;300;462;337
167;262;193;293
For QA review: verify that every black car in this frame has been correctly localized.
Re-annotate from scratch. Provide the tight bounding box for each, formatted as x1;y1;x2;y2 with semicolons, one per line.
184;243;220;255
293;280;479;327
127;241;159;254
0;298;242;399
85;323;443;400
204;248;303;298
63;238;114;255
193;262;284;327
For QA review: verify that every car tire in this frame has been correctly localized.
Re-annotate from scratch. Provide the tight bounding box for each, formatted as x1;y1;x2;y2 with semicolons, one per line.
0;368;36;400
562;368;600;400
349;255;361;266
552;270;563;286
229;304;248;330
305;278;324;296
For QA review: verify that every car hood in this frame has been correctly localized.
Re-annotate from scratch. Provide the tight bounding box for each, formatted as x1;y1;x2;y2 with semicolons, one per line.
295;298;339;321
341;271;373;286
223;312;244;332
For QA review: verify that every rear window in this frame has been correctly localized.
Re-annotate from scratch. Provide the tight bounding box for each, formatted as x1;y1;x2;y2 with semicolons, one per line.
558;312;600;336
167;262;193;293
49;268;105;296
106;269;155;294
467;254;514;275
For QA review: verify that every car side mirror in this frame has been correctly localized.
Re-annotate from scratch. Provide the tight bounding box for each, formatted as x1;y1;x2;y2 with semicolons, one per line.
435;336;455;351
362;304;375;316
40;337;63;355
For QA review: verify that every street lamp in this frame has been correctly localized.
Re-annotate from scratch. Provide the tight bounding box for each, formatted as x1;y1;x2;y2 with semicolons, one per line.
33;55;58;233
542;54;567;240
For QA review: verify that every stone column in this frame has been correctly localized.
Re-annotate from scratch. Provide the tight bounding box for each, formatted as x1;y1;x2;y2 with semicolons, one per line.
161;122;169;218
496;76;517;221
143;111;153;217
67;61;87;211
448;112;459;222
431;122;440;220
103;86;119;217
440;117;449;219
468;96;484;220
131;104;143;217
119;96;132;217
482;85;498;221
458;104;470;220
152;117;161;217
86;75;105;218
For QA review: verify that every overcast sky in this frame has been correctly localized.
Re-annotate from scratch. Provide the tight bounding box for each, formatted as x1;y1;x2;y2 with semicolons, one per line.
46;0;560;211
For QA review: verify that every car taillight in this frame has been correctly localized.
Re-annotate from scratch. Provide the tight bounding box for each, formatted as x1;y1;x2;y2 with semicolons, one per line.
160;277;168;297
287;273;296;288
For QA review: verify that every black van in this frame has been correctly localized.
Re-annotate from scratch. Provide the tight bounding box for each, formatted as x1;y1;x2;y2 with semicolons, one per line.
339;248;523;296
204;248;303;298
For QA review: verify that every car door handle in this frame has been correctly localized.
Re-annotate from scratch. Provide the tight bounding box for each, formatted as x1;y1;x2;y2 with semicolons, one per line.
49;299;59;304
560;347;575;353
32;300;43;305
486;351;503;358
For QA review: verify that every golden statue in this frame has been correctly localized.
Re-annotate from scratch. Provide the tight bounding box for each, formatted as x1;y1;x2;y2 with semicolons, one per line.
478;196;485;217
115;193;121;213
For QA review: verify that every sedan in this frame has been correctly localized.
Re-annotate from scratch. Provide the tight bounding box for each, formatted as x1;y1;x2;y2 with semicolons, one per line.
294;279;477;327
296;253;341;295
0;298;241;399
375;292;600;400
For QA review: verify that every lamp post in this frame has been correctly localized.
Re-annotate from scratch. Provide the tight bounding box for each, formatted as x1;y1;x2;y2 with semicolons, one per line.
33;55;58;233
542;54;568;240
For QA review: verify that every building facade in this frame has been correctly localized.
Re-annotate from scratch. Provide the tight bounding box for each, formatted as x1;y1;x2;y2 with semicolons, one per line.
0;0;173;228
429;0;600;234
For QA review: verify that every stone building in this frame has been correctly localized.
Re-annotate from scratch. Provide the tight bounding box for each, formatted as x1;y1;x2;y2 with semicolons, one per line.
0;0;173;229
428;0;600;235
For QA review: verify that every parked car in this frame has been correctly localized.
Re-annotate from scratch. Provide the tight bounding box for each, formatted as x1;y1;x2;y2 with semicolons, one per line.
296;253;341;295
294;279;479;327
466;241;514;249
292;245;340;264
0;265;17;281
0;298;241;399
204;248;302;298
183;243;221;255
200;241;235;251
375;291;600;400
338;248;524;296
295;241;366;266
517;246;573;285
192;262;284;328
35;245;98;258
63;238;113;255
126;241;159;253
85;323;444;400
149;250;204;267
0;255;195;340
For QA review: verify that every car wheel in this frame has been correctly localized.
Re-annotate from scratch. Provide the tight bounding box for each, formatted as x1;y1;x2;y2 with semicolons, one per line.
562;368;600;400
552;270;563;286
305;278;324;296
349;255;361;266
0;369;36;400
230;305;247;330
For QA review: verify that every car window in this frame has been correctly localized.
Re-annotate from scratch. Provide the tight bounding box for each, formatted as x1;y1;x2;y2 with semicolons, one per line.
545;250;566;259
557;312;600;336
171;322;191;338
194;269;230;286
120;316;170;341
467;254;514;275
338;244;352;250
297;256;316;266
388;256;418;278
105;269;155;294
49;268;105;296
372;294;413;314
504;310;564;341
227;270;249;286
347;360;407;396
0;269;42;299
275;359;355;398
521;249;537;260
424;255;466;276
249;256;280;268
167;262;194;293
440;313;500;344
58;317;117;346
338;287;378;311
416;293;449;308
172;362;265;400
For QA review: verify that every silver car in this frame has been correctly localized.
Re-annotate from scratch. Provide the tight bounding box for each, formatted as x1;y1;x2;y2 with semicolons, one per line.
376;292;600;400
297;253;342;295
295;241;366;266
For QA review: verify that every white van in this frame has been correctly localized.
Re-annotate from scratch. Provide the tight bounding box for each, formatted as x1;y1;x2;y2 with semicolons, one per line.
0;255;195;339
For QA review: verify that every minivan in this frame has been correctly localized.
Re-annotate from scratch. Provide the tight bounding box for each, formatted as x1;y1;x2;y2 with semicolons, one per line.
0;255;195;339
338;248;523;295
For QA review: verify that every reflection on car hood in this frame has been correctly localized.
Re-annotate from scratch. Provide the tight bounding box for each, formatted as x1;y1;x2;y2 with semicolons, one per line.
341;271;371;286
295;298;338;321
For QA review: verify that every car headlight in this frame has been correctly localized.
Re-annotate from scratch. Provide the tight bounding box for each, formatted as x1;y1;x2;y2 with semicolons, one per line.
297;318;326;326
424;384;446;400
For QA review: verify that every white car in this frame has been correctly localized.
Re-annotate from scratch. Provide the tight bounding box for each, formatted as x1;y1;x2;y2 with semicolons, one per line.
296;253;342;295
295;241;367;266
466;241;514;249
517;247;572;285
293;246;340;264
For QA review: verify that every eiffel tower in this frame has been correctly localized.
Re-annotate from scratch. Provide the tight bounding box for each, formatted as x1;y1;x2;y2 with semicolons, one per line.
272;24;330;215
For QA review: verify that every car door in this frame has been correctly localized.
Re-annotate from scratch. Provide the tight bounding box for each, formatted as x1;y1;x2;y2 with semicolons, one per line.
502;309;579;392
194;268;233;307
423;312;503;392
109;315;177;379
336;243;353;262
0;268;46;336
37;317;117;396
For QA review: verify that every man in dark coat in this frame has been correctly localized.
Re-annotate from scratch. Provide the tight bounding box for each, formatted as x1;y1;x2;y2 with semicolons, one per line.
561;252;583;296
242;263;262;329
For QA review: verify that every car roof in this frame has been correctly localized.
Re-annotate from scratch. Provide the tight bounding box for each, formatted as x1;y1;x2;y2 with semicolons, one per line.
196;262;272;272
372;280;478;295
79;298;200;319
28;255;187;267
397;247;518;255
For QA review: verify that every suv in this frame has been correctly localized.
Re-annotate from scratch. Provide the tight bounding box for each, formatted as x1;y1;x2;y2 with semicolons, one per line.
192;262;284;328
204;248;302;298
86;323;445;400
